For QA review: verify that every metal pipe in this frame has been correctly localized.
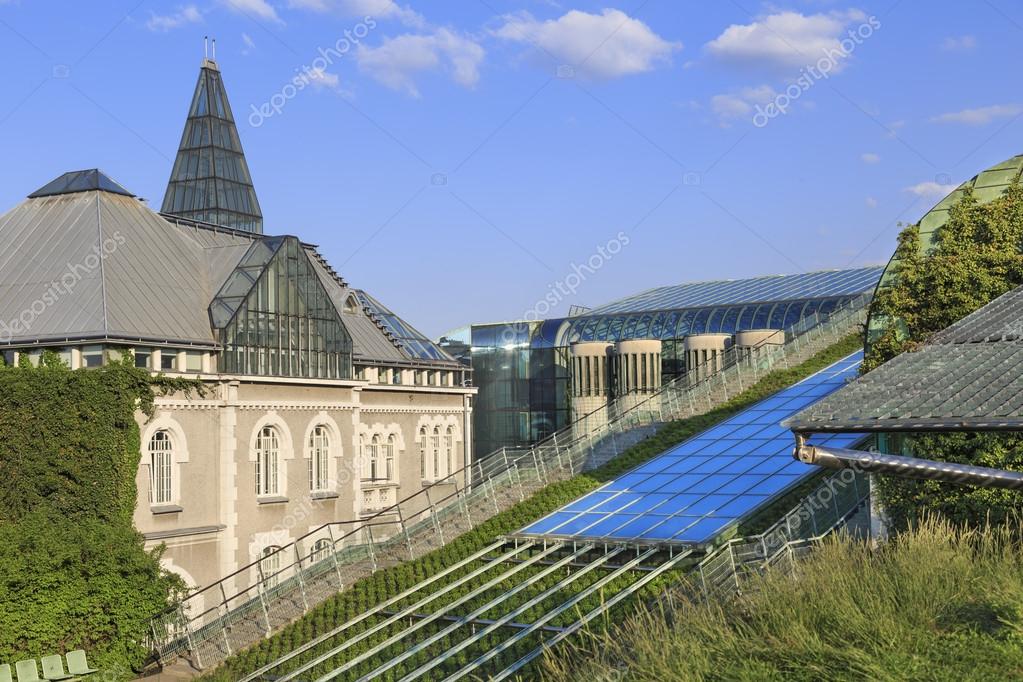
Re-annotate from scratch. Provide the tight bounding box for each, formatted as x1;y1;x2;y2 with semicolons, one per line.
794;443;1023;490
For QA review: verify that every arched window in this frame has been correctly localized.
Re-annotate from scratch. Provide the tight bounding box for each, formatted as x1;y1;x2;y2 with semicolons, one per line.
311;538;332;563
149;430;174;505
260;546;281;589
255;426;280;496
419;426;428;479
431;426;442;479
384;434;396;481
365;434;381;481
445;426;455;478
308;425;330;492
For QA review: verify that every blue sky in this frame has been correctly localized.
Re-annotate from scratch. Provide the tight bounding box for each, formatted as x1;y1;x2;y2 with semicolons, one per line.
1;1;1021;338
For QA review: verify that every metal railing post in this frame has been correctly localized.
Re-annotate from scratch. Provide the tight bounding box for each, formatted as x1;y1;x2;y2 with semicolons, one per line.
396;504;415;560
178;603;202;669
255;563;273;636
366;524;378;572
425;486;445;545
326;524;345;588
293;545;309;611
218;582;233;656
456;479;474;530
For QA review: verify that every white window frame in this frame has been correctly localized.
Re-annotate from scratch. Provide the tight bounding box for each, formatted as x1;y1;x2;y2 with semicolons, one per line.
308;425;330;492
432;426;442;479
384;434;396;482
149;430;174;505
445;426;455;478
419;426;429;480
260;545;281;589
255;426;281;496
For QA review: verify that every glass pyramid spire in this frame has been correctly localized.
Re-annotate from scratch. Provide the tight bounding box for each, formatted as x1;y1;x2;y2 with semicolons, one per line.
161;59;263;233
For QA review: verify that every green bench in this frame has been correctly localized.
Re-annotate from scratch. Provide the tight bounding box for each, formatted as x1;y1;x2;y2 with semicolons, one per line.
1;651;98;682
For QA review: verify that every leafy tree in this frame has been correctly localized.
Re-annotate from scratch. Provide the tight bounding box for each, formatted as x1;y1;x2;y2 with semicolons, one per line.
865;175;1023;528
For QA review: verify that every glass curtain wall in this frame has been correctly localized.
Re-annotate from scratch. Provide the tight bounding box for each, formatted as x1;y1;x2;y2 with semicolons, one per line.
211;236;353;379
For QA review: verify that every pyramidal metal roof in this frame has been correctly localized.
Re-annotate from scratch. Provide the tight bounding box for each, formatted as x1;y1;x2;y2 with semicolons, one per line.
161;58;263;233
0;172;460;369
28;169;134;198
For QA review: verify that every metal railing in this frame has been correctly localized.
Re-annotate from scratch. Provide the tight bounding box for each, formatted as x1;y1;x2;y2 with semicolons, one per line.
690;468;870;605
489;468;871;680
146;292;871;670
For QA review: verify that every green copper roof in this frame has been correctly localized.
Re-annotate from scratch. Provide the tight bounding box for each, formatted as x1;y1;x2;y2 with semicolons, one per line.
161;59;263;233
866;154;1023;344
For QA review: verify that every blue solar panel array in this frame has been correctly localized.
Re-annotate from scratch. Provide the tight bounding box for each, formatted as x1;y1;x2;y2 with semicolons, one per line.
517;352;865;545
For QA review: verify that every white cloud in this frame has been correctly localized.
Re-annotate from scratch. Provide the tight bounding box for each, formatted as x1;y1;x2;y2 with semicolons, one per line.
861;152;880;164
356;28;484;97
929;104;1023;126
220;0;282;24
941;35;976;51
306;67;351;95
865;196;878;208
709;85;776;125
146;5;202;32
288;0;424;26
904;181;958;198
705;10;867;71
493;9;681;79
241;32;256;54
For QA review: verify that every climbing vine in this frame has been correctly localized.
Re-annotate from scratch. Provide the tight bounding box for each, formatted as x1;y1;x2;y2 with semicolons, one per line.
0;351;200;676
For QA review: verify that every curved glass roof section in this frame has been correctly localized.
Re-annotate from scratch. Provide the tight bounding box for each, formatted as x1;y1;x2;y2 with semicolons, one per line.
589;266;883;315
354;290;453;362
866;155;1023;346
558;298;849;346
509;266;883;349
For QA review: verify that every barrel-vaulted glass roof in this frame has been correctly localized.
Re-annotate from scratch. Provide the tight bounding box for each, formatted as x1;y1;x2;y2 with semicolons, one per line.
588;266;884;315
533;266;883;349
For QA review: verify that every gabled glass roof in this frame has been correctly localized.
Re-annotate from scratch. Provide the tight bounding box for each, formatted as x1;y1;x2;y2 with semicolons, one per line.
587;266;883;315
28;169;134;198
161;59;263;233
354;290;452;362
211;236;353;379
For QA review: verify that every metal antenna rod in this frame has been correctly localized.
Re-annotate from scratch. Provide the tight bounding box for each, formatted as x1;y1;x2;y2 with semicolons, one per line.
212;37;216;60
204;35;208;60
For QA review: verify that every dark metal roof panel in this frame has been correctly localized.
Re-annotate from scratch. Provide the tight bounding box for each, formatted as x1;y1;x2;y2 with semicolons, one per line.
787;285;1023;432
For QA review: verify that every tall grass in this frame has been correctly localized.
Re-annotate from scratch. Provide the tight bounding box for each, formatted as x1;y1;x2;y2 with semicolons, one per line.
540;518;1023;681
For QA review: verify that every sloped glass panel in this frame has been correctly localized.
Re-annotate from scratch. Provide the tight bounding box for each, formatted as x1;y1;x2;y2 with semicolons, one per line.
161;61;263;233
212;237;352;379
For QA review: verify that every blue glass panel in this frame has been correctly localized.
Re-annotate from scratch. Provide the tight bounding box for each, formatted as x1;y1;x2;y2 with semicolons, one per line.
673;517;733;542
518;352;866;544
